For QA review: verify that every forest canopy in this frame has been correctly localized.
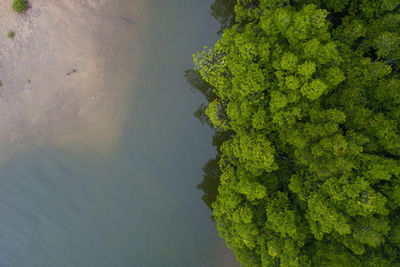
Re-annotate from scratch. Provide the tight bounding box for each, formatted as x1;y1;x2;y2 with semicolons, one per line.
194;0;400;266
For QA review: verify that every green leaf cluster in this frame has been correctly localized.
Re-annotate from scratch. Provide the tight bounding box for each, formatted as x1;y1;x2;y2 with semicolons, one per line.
12;0;28;13
194;0;400;266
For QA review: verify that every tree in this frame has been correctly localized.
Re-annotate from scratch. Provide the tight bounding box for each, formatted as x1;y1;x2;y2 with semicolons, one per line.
194;0;400;266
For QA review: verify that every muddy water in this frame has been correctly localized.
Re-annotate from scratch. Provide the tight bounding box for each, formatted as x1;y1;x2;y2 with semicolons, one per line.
0;0;237;266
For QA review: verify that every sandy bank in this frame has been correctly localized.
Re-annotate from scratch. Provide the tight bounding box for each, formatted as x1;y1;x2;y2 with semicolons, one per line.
0;0;145;159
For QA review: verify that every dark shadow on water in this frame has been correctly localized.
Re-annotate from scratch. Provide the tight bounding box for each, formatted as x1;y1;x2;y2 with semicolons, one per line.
210;0;236;35
185;0;236;217
196;130;233;212
197;157;220;211
185;66;239;266
184;68;215;127
184;1;239;265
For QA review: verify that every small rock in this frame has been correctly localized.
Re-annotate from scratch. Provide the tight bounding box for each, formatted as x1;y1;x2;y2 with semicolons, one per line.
66;69;77;76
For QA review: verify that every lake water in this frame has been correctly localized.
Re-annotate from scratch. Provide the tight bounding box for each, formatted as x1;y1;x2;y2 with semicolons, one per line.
0;0;238;266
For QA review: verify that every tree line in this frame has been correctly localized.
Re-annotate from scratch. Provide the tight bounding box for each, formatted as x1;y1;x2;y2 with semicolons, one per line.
193;0;400;266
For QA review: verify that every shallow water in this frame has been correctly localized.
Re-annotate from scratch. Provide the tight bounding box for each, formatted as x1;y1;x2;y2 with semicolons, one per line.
0;0;238;266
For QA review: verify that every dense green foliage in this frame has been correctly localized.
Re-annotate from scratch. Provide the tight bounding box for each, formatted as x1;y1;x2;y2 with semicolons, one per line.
194;0;400;265
12;0;28;13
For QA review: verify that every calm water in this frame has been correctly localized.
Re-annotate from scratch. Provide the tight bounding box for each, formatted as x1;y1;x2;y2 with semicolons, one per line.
0;0;238;266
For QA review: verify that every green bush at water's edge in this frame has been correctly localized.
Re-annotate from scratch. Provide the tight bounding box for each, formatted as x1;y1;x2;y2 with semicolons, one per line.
12;0;28;13
194;0;400;266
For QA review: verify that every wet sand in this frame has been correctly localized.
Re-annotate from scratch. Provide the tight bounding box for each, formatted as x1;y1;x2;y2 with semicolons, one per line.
0;0;145;158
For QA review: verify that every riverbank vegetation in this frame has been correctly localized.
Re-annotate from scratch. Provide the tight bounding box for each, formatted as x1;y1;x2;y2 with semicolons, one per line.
12;0;28;13
8;30;15;39
194;0;400;265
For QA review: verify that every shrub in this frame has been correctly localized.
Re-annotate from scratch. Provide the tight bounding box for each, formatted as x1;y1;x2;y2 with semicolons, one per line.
12;0;28;13
8;30;15;39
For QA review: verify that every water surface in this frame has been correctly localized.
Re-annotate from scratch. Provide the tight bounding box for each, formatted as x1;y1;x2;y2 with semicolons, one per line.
0;0;238;266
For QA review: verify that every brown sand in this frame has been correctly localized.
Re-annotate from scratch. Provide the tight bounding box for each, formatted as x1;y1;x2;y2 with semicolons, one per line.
0;0;145;159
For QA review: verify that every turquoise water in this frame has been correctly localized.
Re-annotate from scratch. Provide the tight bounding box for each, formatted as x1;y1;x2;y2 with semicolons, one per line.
0;0;238;266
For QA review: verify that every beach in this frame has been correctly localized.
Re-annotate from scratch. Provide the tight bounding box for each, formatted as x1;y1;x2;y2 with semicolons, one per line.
0;0;145;158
